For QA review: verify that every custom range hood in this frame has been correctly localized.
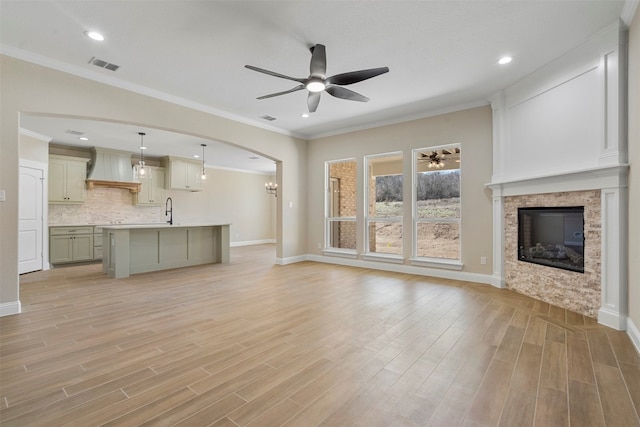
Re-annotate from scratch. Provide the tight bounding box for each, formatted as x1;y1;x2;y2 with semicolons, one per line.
86;147;141;193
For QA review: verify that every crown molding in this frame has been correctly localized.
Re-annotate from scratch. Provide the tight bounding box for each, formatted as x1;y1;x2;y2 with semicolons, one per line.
1;45;305;140
19;127;52;142
621;0;639;27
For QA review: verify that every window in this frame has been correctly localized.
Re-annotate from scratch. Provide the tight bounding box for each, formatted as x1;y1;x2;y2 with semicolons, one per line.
365;153;403;256
414;145;461;260
326;159;357;251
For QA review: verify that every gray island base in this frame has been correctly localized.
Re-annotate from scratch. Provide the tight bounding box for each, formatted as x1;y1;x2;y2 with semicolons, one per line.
101;224;230;278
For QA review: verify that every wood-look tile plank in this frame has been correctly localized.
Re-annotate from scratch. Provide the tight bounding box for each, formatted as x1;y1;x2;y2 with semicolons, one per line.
607;329;640;365
540;340;568;392
568;379;606;427
534;386;569;427
141;392;246;426
567;334;596;384
463;358;514;426
229;358;335;425
498;388;536;427
2;245;638;426
510;342;543;393
245;398;303;427
100;387;197;426
587;330;619;368
593;363;640;426
619;361;640;417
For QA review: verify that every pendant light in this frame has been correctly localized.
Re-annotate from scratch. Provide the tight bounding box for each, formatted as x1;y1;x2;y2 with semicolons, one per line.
200;144;207;180
138;132;147;176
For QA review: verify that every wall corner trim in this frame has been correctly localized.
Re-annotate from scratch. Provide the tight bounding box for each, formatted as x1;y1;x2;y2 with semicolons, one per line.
0;300;22;317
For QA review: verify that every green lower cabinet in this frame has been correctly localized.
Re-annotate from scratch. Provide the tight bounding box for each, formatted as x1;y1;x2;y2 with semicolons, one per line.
49;227;94;264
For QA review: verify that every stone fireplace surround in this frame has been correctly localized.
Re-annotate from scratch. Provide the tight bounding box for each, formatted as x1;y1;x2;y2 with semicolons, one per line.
488;165;628;330
504;190;601;318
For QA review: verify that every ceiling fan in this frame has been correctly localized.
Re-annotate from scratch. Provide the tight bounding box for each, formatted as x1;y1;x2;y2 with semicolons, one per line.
419;148;460;169
245;44;389;113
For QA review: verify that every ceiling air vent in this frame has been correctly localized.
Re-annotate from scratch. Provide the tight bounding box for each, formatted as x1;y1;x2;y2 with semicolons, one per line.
88;56;120;72
65;129;84;136
259;115;277;122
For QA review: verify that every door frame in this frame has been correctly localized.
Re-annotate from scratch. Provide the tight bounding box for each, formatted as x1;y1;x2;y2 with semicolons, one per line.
19;159;49;272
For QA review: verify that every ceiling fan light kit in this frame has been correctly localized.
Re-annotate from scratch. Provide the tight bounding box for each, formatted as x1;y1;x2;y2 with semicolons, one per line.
245;44;389;113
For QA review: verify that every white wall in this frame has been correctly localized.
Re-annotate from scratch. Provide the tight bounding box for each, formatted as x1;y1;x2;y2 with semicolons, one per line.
627;6;640;349
494;21;627;183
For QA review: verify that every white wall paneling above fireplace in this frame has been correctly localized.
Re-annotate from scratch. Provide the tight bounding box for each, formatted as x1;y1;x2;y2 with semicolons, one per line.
488;20;629;331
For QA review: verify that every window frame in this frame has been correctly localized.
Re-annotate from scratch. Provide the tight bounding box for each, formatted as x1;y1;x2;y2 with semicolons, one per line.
410;144;463;270
324;158;357;256
363;151;404;262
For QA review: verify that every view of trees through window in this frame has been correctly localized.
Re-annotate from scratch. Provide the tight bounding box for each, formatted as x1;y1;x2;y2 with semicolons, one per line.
415;145;461;259
367;154;403;255
326;147;460;260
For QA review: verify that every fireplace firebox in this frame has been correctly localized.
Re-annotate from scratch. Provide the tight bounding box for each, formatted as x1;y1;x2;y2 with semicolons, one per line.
518;206;585;273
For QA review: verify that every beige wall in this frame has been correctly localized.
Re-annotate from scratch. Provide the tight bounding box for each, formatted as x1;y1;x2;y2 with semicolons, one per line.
0;55;306;308
307;106;494;274
628;8;640;332
19;133;49;164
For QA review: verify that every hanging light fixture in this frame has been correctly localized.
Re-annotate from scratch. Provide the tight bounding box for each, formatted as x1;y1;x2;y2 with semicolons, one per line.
138;132;147;176
265;181;277;196
200;144;207;180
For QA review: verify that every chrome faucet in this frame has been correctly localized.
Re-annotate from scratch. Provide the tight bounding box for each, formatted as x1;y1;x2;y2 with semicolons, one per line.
165;197;173;225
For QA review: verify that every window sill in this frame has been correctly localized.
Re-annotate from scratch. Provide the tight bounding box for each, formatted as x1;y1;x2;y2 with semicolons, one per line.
409;257;463;271
323;248;357;259
362;253;405;264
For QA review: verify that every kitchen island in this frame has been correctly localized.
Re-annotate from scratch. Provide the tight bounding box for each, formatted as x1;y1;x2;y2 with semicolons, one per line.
101;223;230;278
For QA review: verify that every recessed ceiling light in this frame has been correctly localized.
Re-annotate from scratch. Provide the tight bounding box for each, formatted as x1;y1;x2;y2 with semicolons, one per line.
85;31;104;41
140;146;147;150
498;56;512;65
193;154;200;158
301;113;309;118
79;137;89;141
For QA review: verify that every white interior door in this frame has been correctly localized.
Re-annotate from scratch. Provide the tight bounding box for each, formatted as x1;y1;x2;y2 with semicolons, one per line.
19;166;44;274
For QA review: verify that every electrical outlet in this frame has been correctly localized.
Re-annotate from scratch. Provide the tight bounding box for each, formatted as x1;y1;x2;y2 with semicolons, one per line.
235;233;240;238
480;256;487;265
0;189;5;202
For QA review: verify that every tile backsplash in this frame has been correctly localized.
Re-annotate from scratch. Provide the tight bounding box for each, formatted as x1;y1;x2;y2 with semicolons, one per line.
49;187;165;225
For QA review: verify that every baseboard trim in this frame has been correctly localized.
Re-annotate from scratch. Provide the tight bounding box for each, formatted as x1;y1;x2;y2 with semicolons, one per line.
276;255;309;265
230;239;276;247
306;254;496;286
598;307;627;331
627;317;640;355
0;300;22;317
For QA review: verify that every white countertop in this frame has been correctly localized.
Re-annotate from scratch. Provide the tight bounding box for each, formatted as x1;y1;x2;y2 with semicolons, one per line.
99;223;230;230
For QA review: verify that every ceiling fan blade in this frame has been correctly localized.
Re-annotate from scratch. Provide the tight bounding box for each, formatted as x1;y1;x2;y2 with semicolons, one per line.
326;67;389;85
308;91;321;113
325;86;369;102
309;44;327;77
245;65;306;84
257;85;305;100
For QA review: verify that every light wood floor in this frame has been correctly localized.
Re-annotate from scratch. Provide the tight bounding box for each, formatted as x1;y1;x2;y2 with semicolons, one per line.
2;245;639;426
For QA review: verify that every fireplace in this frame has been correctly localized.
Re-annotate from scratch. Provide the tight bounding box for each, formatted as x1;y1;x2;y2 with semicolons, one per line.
518;206;585;273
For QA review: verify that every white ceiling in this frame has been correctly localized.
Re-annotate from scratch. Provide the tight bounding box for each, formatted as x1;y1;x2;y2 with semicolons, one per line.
1;0;627;173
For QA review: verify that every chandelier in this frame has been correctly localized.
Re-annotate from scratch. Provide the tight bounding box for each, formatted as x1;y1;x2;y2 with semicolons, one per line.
265;182;277;196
